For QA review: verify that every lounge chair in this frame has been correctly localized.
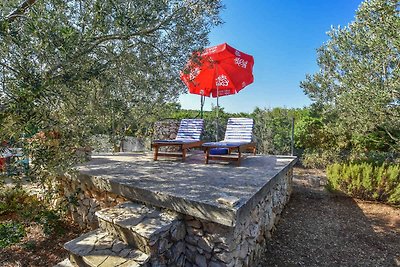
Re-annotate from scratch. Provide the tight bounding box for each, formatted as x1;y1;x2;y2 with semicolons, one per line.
152;119;204;161
202;118;256;166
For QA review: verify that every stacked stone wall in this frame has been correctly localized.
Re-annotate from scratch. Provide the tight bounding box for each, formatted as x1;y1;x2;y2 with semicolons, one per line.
59;167;293;266
182;168;293;267
153;119;180;152
58;175;128;229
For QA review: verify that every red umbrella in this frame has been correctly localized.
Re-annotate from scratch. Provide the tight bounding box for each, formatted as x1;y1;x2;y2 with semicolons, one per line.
180;43;254;139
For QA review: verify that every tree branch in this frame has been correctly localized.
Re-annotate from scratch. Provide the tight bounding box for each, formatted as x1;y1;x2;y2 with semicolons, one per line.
6;0;37;23
0;61;19;74
46;3;185;77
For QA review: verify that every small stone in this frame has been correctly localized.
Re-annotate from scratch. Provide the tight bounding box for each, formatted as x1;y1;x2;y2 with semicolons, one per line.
198;238;213;253
238;242;248;259
173;241;185;255
248;224;259;238
195;254;207;267
171;222;186;241
176;254;185;266
209;260;225;267
216;194;240;207
186;243;197;253
187;226;204;237
214;251;232;263
187;219;202;229
185;235;198;246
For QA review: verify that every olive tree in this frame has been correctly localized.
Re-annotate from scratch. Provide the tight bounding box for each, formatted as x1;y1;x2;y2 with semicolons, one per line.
0;0;222;178
301;0;400;154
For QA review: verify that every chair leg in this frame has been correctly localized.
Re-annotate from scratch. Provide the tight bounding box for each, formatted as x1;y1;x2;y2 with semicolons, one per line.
182;146;186;162
237;150;242;166
153;146;159;161
205;148;210;164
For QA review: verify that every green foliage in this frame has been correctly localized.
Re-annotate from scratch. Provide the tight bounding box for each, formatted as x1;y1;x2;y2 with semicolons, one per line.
301;149;342;169
300;0;400;154
34;210;63;235
0;0;223;184
326;162;400;205
251;107;305;155
0;186;66;246
0;186;39;215
0;222;25;248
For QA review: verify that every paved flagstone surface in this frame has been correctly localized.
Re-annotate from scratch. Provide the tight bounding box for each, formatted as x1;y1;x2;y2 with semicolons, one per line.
76;152;297;226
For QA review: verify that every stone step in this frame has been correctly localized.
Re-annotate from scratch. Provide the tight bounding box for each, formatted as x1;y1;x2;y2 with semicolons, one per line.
95;202;185;255
64;229;150;267
54;258;74;267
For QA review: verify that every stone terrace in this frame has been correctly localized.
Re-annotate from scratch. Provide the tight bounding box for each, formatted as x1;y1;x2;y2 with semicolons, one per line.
75;152;296;227
60;151;297;266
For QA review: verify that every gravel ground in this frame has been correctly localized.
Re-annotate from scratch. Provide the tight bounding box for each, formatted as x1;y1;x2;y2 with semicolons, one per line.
260;167;400;267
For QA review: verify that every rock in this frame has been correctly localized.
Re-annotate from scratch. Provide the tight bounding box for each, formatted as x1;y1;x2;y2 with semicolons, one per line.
171;222;186;241
185;234;199;246
187;219;202;229
195;254;207;267
187;226;203;236
198;238;213;253
209;260;225;267
216;194;240;207
173;241;185;255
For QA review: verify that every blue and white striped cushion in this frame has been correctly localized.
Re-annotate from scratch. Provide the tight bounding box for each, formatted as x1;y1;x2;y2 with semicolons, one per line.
175;119;204;140
223;118;253;143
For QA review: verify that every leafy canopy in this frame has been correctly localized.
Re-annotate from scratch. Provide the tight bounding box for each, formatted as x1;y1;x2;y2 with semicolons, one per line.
0;0;222;177
300;0;400;152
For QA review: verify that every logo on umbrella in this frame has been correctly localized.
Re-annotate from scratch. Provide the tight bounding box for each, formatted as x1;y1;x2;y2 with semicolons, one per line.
216;75;229;87
234;57;248;69
190;67;200;80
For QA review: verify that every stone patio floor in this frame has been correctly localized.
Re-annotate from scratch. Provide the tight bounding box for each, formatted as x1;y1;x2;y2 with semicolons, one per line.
76;151;297;227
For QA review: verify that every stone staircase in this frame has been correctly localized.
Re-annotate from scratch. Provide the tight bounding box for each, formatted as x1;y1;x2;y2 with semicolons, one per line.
59;202;186;267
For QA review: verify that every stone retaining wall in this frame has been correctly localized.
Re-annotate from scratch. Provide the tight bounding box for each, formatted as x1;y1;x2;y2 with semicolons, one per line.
58;174;128;229
59;166;293;266
183;167;293;267
152;119;180;152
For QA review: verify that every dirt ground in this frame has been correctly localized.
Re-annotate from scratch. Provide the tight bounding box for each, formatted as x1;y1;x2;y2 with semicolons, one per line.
0;219;82;267
0;167;399;267
260;167;400;267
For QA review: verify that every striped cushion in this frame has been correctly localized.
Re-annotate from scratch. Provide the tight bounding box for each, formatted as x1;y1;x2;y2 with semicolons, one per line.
175;119;204;140
223;118;253;143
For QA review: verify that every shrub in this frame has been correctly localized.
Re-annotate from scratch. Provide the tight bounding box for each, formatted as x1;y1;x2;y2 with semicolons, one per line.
300;148;342;169
0;186;67;248
326;162;400;205
0;222;25;248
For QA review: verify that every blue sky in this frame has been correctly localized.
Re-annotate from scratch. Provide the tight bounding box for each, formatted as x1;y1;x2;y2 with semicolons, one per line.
179;0;363;113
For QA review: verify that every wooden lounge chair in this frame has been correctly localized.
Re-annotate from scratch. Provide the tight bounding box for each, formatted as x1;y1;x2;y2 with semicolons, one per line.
202;118;256;166
152;119;204;161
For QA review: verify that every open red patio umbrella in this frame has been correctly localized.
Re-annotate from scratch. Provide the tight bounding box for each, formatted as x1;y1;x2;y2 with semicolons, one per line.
180;43;254;139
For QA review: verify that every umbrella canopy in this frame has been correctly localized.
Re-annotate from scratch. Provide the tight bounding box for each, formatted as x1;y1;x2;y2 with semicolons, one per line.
180;43;254;98
180;43;254;140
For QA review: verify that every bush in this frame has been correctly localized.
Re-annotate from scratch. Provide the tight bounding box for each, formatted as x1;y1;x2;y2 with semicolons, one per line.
0;222;25;248
326;162;400;205
301;149;342;169
0;186;66;248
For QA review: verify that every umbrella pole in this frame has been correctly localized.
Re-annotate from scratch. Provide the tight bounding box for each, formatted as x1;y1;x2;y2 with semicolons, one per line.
215;64;219;141
200;95;204;119
216;95;219;141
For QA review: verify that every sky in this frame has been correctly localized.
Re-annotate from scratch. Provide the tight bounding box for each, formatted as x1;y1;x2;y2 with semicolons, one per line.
179;0;364;113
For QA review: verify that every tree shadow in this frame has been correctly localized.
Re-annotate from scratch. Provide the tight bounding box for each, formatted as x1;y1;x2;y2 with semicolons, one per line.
261;167;400;267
